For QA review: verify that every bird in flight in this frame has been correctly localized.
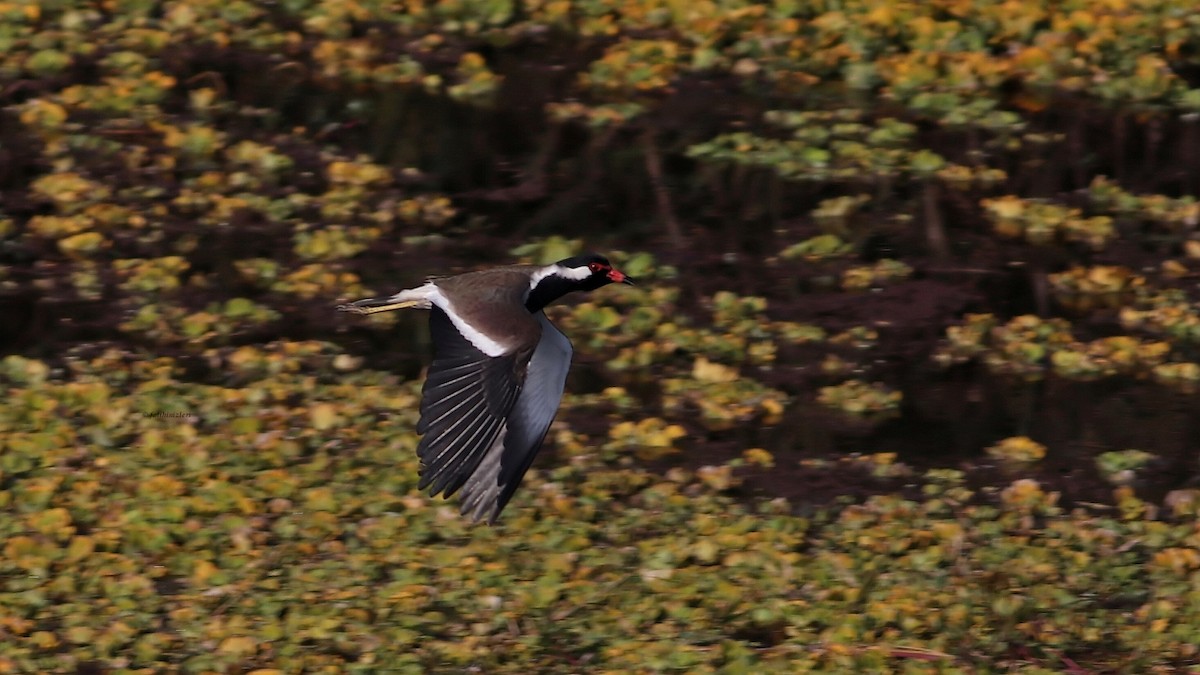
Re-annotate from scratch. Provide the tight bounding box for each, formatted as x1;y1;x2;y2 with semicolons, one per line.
338;253;634;523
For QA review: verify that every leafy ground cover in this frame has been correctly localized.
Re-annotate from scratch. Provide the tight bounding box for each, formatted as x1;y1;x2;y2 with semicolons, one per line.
3;348;1200;672
2;0;1200;671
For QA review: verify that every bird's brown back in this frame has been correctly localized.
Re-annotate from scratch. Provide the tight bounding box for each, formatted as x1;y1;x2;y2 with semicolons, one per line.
434;267;541;352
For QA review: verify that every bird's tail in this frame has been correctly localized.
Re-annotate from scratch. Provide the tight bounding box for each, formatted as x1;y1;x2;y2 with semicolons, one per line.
338;283;437;315
337;297;422;315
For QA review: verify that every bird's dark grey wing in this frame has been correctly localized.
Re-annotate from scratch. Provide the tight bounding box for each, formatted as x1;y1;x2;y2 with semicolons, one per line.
416;307;536;498
459;312;573;523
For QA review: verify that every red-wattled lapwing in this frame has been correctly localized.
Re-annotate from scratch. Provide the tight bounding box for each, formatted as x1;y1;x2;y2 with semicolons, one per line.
338;253;634;523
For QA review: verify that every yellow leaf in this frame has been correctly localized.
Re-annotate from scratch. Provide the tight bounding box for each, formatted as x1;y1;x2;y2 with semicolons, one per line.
1162;259;1188;279
310;403;339;430
743;448;775;468
697;465;739;491
65;536;94;562
30;631;58;649
192;559;218;585
59;232;105;258
66;626;93;644
692;357;737;383
761;397;784;418
219;635;258;656
693;539;719;564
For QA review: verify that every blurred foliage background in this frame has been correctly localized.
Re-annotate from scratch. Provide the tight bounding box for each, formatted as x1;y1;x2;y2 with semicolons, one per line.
3;0;1200;671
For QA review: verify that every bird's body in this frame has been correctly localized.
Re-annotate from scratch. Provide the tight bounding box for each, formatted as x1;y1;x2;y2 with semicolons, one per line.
339;254;632;522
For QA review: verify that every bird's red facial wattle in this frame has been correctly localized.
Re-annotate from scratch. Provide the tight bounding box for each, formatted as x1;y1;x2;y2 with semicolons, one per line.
586;260;634;285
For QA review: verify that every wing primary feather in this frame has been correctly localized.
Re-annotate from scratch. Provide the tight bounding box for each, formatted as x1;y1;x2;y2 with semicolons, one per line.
425;364;477;390
420;386;485;452
433;418;504;496
456;313;573;523
431;377;522;496
420;365;521;496
425;409;497;494
459;430;507;521
421;385;485;432
414;307;533;502
417;395;488;489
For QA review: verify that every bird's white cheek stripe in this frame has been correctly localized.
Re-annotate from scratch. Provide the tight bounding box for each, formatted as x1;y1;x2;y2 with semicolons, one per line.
428;287;510;357
528;263;591;292
557;264;591;280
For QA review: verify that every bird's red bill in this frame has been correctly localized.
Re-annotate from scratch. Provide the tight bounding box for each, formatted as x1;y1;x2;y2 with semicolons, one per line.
607;268;634;285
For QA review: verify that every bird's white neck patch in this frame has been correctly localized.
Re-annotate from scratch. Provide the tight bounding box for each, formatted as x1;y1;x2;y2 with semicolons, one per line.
528;264;589;291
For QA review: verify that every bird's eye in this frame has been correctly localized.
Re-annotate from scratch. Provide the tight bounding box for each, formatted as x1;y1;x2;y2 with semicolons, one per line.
588;262;604;272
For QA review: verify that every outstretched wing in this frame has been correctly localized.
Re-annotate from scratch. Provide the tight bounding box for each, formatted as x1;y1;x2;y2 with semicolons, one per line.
459;312;573;523
416;307;537;498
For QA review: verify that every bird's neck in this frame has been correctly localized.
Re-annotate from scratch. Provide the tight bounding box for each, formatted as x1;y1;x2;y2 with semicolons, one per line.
525;270;580;312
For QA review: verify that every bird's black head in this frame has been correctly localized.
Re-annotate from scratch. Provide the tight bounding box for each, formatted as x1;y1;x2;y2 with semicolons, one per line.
555;253;634;290
525;252;635;311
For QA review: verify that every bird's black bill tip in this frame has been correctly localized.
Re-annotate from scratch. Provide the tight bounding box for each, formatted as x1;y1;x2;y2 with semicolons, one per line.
621;276;636;286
